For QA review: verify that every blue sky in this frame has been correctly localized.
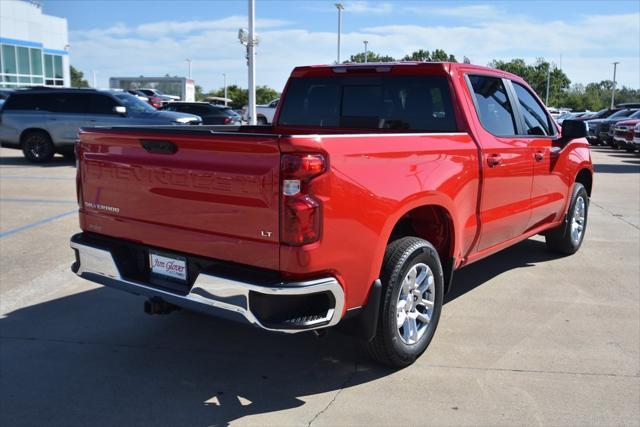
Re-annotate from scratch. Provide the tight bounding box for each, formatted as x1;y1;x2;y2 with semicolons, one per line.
42;0;640;92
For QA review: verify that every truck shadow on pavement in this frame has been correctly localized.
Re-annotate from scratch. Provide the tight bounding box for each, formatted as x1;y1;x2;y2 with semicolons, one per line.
0;238;561;426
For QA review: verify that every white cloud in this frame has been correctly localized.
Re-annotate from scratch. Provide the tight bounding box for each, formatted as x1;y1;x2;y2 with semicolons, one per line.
69;10;640;92
404;4;498;19
344;1;393;14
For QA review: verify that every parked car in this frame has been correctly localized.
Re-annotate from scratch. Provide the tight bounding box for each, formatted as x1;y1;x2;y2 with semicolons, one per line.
613;118;640;151
633;123;640;151
161;102;241;125
243;98;279;124
70;62;592;368
557;111;590;125
596;109;639;145
139;88;180;105
0;88;201;162
584;108;625;145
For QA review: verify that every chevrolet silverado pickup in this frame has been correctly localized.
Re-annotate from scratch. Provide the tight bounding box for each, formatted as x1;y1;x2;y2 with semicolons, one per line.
70;62;593;367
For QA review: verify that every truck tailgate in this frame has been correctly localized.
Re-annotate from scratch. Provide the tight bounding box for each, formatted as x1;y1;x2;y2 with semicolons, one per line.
77;128;281;270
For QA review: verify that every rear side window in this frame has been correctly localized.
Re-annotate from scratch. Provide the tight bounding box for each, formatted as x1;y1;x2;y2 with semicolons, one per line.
468;75;517;136
512;82;554;136
278;75;458;132
45;93;89;114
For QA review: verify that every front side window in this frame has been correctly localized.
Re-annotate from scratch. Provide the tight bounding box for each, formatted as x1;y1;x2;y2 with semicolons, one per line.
468;75;517;136
512;82;553;136
278;75;458;132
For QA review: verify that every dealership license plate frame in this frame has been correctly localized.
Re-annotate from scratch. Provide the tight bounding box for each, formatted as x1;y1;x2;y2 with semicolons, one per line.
149;250;188;283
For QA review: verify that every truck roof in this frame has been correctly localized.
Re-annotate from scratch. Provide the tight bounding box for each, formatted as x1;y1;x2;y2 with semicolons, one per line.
291;62;524;83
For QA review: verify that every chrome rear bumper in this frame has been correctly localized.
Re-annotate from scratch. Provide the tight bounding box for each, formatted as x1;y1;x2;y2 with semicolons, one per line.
70;237;344;333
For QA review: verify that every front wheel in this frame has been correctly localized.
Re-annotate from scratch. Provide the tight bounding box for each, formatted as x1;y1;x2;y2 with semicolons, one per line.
545;183;589;255
365;237;444;368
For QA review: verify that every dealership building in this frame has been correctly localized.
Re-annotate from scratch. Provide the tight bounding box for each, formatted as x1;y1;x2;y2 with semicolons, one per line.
0;0;70;88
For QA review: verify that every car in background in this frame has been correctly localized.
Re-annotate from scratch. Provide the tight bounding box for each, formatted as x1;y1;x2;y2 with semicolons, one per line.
242;98;279;124
584;108;625;144
613;117;640;151
557;111;591;125
139;88;180;105
596;109;639;145
126;90;162;109
161;102;241;125
0;88;201;163
633;123;640;151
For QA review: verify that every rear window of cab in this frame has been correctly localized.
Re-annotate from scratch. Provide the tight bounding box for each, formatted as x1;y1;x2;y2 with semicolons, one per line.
277;75;458;132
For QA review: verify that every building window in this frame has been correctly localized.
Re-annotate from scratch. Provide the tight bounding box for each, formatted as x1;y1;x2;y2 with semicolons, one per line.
0;43;63;88
2;45;17;74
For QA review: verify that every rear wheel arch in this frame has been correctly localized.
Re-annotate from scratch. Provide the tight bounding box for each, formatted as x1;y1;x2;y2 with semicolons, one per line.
20;127;52;143
575;168;593;197
383;204;456;293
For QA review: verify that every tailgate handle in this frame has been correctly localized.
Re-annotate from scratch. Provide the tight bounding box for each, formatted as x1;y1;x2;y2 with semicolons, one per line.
140;139;178;154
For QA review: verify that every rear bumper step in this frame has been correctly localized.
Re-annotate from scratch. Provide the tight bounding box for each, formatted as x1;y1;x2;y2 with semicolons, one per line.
70;235;345;333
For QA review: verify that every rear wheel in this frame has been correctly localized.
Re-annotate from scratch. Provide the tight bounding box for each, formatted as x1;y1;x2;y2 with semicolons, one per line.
545;183;588;255
365;237;444;368
257;116;268;125
21;130;54;163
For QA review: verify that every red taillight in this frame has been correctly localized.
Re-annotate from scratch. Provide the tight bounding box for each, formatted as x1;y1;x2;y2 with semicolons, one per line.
280;153;326;246
223;116;231;124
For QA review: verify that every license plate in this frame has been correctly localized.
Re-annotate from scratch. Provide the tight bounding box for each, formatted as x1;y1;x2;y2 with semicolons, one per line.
149;252;187;282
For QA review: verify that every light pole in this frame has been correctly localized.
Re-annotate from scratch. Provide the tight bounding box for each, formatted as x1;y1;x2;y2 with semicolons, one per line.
223;73;227;106
186;59;192;79
335;3;344;63
610;62;619;109
363;40;368;63
247;0;256;125
545;64;551;106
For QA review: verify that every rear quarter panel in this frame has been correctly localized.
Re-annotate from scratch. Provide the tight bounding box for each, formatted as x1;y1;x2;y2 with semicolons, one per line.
279;133;480;309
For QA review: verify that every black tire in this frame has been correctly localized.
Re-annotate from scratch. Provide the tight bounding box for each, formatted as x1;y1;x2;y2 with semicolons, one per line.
21;130;55;163
545;183;589;255
625;147;634;153
365;237;444;368
257;116;268;125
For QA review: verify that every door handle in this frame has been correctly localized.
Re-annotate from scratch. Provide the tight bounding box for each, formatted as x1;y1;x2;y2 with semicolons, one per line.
534;151;544;162
487;154;502;167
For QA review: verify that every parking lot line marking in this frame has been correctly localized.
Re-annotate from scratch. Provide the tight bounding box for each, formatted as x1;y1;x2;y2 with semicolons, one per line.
1;198;77;205
0;209;77;239
0;175;75;180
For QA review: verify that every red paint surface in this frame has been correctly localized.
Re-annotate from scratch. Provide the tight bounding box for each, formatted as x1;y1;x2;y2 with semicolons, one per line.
77;62;593;314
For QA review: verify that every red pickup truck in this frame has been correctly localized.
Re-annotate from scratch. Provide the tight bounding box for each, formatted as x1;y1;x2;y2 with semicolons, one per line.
70;62;592;367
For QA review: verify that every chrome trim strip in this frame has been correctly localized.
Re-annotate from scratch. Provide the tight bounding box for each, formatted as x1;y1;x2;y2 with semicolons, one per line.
70;241;344;333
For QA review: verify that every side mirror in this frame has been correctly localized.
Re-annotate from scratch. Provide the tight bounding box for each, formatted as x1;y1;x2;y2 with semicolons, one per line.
114;105;127;116
556;119;587;146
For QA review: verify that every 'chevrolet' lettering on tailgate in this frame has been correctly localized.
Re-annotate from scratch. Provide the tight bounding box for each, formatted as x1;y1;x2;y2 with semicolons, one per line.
85;162;270;196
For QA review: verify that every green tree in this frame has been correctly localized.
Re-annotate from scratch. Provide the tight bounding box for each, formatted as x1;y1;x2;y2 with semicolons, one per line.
70;66;89;88
402;49;457;62
489;58;570;106
194;85;205;101
344;51;396;63
204;85;280;109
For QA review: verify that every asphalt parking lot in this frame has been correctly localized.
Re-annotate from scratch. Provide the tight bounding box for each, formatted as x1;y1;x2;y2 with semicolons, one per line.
0;146;638;426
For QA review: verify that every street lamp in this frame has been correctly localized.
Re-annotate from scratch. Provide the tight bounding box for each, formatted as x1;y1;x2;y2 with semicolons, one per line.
363;40;368;63
545;63;551;106
223;73;227;106
335;3;344;64
238;0;258;125
610;62;620;109
186;59;192;79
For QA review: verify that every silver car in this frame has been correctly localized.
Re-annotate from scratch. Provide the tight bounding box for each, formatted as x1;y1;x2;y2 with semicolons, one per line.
0;88;201;162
